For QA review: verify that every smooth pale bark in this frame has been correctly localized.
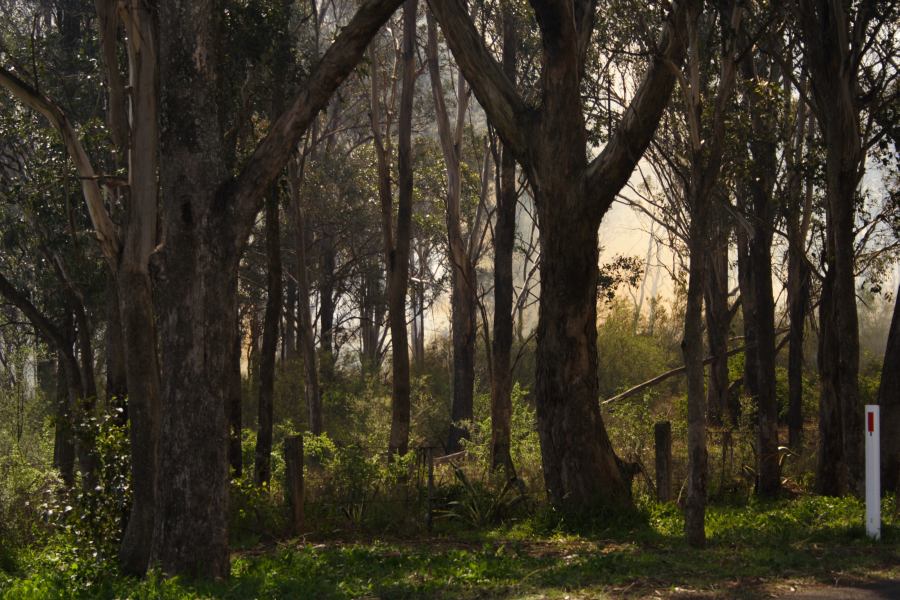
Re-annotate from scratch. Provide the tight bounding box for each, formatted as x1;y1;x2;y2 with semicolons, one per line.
878;283;900;494
796;0;865;497
490;2;518;474
255;192;282;486
428;0;690;511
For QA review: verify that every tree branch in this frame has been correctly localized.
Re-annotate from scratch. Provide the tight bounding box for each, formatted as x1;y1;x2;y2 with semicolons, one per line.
0;66;120;261
585;0;691;218
426;0;532;162
230;0;405;248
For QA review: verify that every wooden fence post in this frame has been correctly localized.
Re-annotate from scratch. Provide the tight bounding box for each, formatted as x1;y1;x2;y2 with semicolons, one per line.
655;421;672;503
284;434;304;535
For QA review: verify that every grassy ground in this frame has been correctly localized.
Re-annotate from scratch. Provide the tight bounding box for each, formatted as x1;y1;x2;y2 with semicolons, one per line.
2;496;898;599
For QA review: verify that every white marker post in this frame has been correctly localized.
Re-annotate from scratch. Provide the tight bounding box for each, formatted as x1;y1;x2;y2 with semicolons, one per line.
865;404;880;540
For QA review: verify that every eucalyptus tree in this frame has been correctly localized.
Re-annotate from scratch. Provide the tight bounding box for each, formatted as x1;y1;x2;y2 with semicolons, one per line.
794;0;900;496
428;0;692;510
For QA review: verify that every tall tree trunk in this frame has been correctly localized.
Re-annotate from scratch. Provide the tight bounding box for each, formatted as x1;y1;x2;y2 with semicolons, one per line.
683;196;709;548
879;281;900;494
736;222;759;409
386;0;416;457
426;10;475;453
422;0;691;513
289;160;323;435
255;191;282;486
490;1;518;474
740;52;781;498
797;0;865;498
785;107;812;453
117;0;162;573
151;1;233;578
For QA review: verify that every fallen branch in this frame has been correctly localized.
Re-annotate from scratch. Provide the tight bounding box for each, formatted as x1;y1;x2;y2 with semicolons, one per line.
601;330;789;406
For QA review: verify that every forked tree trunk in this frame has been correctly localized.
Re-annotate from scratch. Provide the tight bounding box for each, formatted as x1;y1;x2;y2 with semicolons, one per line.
255;191;282;486
428;0;690;512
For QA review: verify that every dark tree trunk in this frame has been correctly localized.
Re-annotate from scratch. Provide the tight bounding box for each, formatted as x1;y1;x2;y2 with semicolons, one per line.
736;225;759;408
786;200;811;453
740;52;781;498
785;95;812;454
116;268;163;575
797;0;864;498
704;233;730;427
151;0;232;578
425;10;475;453
490;1;518;475
683;203;709;548
387;0;416;457
116;0;162;574
878;284;900;494
420;0;689;513
105;279;128;418
533;182;631;511
255;191;282;486
447;259;477;452
360;266;383;373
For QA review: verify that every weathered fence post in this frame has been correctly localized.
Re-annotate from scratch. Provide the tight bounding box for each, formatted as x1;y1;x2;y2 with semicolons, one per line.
655;421;672;503
284;434;304;535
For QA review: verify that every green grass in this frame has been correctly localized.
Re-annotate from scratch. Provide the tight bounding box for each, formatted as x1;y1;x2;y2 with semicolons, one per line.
2;496;898;599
